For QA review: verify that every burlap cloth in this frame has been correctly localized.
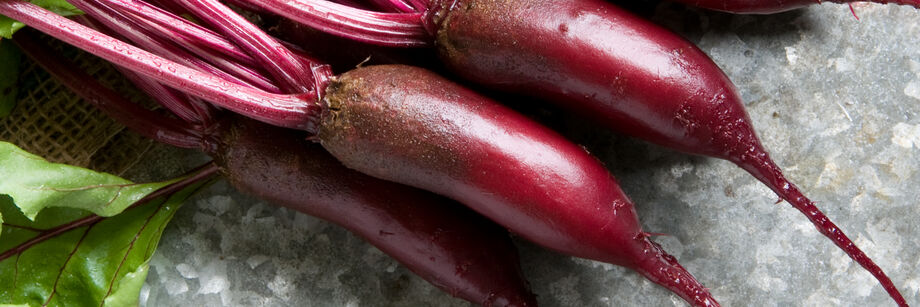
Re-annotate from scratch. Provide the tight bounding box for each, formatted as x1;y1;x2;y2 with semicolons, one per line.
0;36;155;175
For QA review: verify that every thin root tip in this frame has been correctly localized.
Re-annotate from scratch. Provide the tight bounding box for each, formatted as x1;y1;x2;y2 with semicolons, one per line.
777;187;907;306
898;0;920;9
631;235;720;307
737;156;908;306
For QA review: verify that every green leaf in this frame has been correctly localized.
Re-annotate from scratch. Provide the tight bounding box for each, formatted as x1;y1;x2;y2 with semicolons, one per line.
0;175;210;306
0;141;180;220
0;198;4;239
0;0;82;39
0;142;216;306
0;40;20;118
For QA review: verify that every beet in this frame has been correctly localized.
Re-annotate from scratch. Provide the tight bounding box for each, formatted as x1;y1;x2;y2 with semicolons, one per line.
318;64;718;307
210;116;537;306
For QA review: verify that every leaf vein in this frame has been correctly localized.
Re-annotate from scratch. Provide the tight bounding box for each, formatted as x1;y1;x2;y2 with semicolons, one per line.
100;200;166;306
43;222;97;307
32;182;142;192
0;215;103;262
1;222;45;232
13;253;22;289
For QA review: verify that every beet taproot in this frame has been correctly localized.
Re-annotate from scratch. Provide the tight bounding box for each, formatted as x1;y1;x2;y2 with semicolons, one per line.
318;64;718;307
210;116;537;306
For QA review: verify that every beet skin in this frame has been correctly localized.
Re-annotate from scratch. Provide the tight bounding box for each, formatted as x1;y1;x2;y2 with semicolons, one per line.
211;116;536;306
318;64;718;307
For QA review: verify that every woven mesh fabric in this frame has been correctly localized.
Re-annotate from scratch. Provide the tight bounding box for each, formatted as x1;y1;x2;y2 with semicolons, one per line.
0;35;155;175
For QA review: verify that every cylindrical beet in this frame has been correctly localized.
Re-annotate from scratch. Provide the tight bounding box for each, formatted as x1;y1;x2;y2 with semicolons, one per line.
430;0;748;160
318;64;717;307
210;116;536;306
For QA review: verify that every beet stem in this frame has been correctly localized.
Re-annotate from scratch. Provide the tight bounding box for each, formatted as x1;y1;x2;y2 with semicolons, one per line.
12;30;204;149
737;150;908;307
0;0;323;131
173;0;316;93
101;0;259;66
80;3;284;94
122;18;282;94
71;0;282;93
75;15;217;125
365;0;417;12
407;0;430;10
119;68;214;125
631;234;720;307
235;0;430;47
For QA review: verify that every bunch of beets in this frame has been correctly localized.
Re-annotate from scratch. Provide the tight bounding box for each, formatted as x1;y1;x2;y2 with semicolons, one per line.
0;0;915;305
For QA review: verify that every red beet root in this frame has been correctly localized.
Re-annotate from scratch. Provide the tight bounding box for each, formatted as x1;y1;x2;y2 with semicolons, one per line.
428;0;907;305
318;65;718;307
210;117;537;306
